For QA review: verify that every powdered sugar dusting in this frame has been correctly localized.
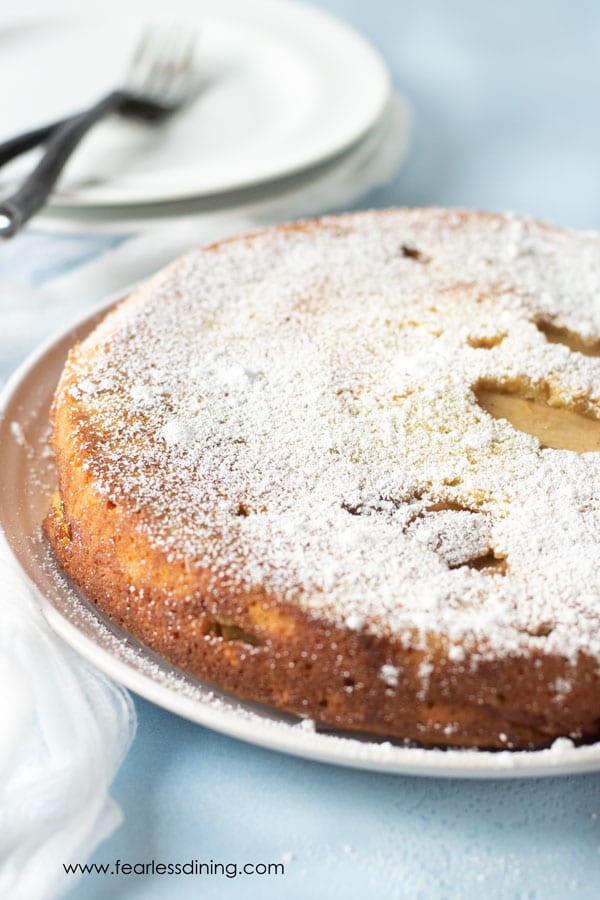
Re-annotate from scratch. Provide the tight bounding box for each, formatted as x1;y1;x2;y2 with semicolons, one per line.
57;209;600;667
380;664;401;688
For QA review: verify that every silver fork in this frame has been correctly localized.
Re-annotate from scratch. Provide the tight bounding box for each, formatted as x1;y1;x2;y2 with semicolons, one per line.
0;26;198;238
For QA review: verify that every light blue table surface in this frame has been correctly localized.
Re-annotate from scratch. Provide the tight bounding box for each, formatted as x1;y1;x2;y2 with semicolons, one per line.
3;1;600;897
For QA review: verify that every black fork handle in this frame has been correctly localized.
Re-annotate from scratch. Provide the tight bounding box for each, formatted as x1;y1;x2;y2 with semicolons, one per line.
0;119;66;168
0;90;125;238
0;92;162;169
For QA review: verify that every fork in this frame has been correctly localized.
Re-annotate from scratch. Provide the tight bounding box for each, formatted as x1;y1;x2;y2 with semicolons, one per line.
0;26;197;238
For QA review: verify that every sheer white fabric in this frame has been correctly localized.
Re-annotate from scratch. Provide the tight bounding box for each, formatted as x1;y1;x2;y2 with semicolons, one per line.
0;551;135;900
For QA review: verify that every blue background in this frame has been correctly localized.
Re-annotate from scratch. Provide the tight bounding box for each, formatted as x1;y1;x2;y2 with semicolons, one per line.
2;0;600;896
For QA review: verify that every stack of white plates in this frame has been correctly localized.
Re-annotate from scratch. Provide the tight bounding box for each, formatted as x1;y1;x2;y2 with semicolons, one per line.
0;0;409;232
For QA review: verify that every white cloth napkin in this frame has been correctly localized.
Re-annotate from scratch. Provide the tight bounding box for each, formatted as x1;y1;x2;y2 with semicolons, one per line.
0;545;135;900
0;94;408;899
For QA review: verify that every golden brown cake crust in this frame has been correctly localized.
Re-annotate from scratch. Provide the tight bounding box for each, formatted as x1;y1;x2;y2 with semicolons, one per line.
44;208;600;750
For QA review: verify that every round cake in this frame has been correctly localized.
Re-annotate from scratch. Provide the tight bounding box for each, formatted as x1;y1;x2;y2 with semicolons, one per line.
45;208;600;750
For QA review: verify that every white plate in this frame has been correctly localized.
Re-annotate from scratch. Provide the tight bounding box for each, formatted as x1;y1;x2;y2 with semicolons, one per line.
0;0;390;206
2;294;600;778
34;95;411;235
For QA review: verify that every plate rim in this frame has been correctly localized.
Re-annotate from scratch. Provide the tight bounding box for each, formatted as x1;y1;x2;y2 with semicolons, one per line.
2;287;600;779
0;0;391;206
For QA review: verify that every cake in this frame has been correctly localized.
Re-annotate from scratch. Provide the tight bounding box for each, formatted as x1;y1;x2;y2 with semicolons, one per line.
44;208;600;750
